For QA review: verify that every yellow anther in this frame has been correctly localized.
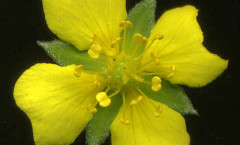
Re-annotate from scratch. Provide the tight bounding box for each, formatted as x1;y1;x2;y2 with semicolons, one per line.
74;65;84;77
119;21;125;27
141;37;147;45
87;104;98;114
152;34;164;41
120;117;130;125
96;92;111;107
133;33;147;46
153;105;163;117
111;37;122;48
89;34;97;44
133;33;143;41
152;76;161;84
170;65;176;72
125;21;133;28
119;20;132;28
88;44;102;59
130;100;137;106
150;53;160;65
167;65;176;79
151;76;162;92
167;72;175;79
130;96;143;106
93;74;101;88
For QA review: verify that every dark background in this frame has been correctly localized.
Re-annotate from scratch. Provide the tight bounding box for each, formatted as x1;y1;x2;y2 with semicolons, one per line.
1;0;239;145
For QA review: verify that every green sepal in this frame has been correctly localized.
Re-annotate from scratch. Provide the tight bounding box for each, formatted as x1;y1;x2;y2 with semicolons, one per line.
86;94;123;145
37;40;107;71
139;76;198;115
125;0;156;55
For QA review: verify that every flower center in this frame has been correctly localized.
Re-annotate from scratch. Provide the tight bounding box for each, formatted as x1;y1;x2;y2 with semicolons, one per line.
74;20;176;123
106;56;142;89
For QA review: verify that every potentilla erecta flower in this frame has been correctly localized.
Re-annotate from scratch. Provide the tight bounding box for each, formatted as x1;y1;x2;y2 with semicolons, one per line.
13;0;228;145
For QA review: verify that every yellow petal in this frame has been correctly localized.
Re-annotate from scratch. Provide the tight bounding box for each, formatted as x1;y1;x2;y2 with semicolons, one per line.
42;0;127;52
14;63;106;145
142;5;228;87
111;91;189;145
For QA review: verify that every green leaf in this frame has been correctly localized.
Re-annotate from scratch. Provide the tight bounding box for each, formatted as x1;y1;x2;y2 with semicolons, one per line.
125;0;156;55
86;94;122;145
37;40;107;71
139;76;198;115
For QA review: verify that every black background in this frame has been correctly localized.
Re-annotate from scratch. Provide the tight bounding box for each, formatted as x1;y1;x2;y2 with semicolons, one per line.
1;0;240;145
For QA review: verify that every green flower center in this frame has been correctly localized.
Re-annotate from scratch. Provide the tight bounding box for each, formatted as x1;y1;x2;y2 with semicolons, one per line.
74;21;173;123
108;55;145;90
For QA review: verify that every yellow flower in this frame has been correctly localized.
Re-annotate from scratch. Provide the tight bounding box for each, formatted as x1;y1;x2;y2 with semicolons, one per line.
13;0;228;145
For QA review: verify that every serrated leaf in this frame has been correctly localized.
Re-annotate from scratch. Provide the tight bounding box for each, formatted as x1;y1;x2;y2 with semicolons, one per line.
125;0;156;55
38;40;107;71
86;94;122;145
139;76;198;115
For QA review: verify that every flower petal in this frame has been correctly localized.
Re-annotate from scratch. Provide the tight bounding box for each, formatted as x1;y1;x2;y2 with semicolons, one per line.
110;91;189;145
142;5;228;87
14;63;106;145
42;0;127;51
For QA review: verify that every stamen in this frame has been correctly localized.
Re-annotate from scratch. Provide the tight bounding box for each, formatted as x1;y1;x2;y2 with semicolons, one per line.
167;65;176;79
151;76;162;92
96;92;111;107
131;33;147;57
133;33;147;46
93;74;101;88
120;93;130;125
119;20;132;28
152;34;164;41
111;37;122;48
153;105;163;117
89;34;97;44
140;34;164;56
130;95;143;106
150;53;160;65
109;89;121;98
120;117;130;125
88;44;102;59
74;65;84;77
87;104;98;114
119;20;132;55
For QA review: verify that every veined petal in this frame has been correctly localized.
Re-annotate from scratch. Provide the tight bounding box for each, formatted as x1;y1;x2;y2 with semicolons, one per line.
110;91;189;145
14;63;106;145
142;5;228;87
42;0;127;52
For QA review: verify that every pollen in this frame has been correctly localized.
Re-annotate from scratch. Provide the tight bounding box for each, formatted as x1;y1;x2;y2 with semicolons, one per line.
74;65;84;77
96;92;111;107
88;44;102;59
151;76;162;92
